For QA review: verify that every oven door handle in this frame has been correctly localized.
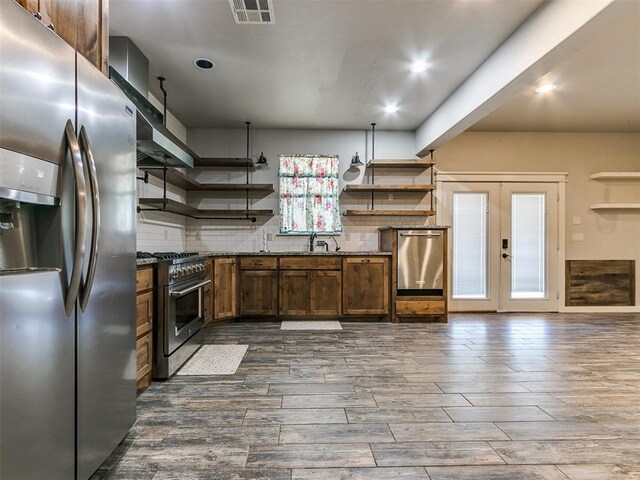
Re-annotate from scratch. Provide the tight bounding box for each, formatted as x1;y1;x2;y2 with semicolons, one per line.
170;279;211;297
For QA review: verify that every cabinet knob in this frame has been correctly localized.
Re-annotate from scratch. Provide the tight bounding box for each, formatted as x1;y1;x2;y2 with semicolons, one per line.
33;11;42;20
47;22;55;31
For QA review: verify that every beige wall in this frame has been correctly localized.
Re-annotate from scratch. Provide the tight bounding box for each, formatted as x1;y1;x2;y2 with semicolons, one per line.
435;131;640;310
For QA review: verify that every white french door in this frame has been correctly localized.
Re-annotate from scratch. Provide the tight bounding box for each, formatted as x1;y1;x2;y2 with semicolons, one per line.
441;181;559;312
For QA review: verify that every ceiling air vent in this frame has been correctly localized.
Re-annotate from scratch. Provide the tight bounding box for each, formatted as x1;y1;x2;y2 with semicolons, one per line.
229;0;274;24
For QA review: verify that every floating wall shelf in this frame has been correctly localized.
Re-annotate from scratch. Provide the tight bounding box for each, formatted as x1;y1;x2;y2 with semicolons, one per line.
138;198;273;219
590;204;640;211
589;172;640;180
343;209;436;217
342;184;435;193
366;159;435;169
194;157;254;168
143;168;273;192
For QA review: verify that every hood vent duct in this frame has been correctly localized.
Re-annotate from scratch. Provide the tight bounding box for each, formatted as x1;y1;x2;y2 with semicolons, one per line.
109;37;196;168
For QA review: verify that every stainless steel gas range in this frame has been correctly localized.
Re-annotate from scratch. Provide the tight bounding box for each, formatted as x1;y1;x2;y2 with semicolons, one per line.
139;252;209;378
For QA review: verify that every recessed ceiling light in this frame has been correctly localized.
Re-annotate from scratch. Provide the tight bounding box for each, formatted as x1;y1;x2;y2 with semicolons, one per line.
194;58;215;70
384;105;399;114
410;61;429;73
535;83;556;94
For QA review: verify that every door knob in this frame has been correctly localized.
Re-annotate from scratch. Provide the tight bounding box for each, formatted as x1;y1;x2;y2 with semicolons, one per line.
502;253;511;259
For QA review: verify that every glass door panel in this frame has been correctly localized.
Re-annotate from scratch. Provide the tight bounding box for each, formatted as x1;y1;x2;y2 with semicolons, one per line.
452;192;488;299
501;183;558;312
442;182;500;312
511;193;546;299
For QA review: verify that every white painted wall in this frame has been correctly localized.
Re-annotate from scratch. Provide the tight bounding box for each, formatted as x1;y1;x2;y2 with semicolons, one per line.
435;131;640;308
185;128;432;253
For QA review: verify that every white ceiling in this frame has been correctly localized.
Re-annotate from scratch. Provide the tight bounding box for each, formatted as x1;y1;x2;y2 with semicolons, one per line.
470;13;640;133
109;0;545;130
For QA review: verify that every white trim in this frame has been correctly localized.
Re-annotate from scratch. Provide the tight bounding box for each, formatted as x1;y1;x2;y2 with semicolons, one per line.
436;172;568;183
437;173;567;313
561;306;640;313
557;181;566;310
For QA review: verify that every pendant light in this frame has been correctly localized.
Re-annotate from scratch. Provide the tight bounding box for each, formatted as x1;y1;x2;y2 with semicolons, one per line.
256;151;268;168
350;151;363;167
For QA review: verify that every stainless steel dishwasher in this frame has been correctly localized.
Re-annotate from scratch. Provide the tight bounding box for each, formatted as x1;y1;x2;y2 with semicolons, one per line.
397;229;444;296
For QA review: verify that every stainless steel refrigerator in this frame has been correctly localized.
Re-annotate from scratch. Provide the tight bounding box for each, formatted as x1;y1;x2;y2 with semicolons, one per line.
0;2;137;479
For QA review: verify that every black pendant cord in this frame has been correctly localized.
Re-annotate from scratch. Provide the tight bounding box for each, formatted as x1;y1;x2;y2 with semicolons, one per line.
371;122;376;210
430;149;434;211
245;121;251;220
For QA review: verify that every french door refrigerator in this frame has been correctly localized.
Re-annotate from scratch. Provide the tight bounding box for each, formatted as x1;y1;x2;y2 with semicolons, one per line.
0;2;137;479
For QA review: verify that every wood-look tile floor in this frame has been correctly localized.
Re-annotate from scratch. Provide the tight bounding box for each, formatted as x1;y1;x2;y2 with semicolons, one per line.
92;313;640;480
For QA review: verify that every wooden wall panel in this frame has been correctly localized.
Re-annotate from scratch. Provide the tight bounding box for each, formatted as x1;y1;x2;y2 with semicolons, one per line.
566;260;635;306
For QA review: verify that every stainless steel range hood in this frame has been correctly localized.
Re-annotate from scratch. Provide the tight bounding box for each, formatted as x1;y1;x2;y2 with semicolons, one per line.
109;37;195;168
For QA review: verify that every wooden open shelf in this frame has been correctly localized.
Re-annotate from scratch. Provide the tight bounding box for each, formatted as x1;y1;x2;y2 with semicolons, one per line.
366;159;436;169
343;209;436;217
343;184;435;193
138;198;273;218
590;203;640;211
193;157;254;168
143;168;273;192
589;172;640;180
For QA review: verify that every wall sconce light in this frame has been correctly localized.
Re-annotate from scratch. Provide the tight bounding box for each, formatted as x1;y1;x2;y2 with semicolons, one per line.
350;151;363;168
256;151;268;168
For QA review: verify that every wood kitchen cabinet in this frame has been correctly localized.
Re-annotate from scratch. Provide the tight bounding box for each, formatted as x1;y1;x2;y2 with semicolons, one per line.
15;0;109;74
343;257;390;316
240;257;278;317
213;257;238;320
202;258;213;326
279;257;342;317
135;265;154;390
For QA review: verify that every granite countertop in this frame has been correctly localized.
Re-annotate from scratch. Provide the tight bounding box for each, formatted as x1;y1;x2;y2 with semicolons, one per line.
136;258;158;266
136;251;392;266
201;251;392;257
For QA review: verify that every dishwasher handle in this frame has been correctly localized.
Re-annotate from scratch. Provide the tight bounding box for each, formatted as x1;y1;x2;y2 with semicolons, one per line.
399;232;441;237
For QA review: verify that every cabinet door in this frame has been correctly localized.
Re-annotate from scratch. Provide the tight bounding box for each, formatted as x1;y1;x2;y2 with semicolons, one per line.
310;271;342;316
214;258;237;319
135;290;153;337
241;270;278;316
136;332;152;390
16;0;106;73
343;257;389;315
279;271;309;316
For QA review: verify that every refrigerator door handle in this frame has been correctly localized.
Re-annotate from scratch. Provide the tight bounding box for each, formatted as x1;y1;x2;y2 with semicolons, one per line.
78;126;100;311
64;119;88;316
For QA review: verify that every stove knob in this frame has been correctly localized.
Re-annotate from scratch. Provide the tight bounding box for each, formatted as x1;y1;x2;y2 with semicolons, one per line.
186;266;194;274
178;267;186;277
170;269;178;280
197;264;204;272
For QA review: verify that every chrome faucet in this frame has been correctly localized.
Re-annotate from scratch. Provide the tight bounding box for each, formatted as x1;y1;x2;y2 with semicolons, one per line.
309;232;317;252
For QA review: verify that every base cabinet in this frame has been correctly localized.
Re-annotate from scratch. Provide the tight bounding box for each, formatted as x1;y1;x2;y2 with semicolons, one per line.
279;270;309;316
214;257;238;320
279;270;341;317
135;265;154;390
343;257;389;315
203;259;213;325
241;270;278;316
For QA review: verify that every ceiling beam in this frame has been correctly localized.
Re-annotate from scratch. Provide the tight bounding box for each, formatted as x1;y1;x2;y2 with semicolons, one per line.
415;0;636;156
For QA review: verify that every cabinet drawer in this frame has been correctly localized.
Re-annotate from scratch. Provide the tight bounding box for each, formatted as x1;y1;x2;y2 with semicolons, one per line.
136;291;153;338
240;256;277;270
136;266;154;293
136;332;152;389
344;256;389;265
396;300;445;315
279;256;341;270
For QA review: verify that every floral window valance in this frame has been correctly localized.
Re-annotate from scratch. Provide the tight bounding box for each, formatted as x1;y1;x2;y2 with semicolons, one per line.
279;155;342;234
